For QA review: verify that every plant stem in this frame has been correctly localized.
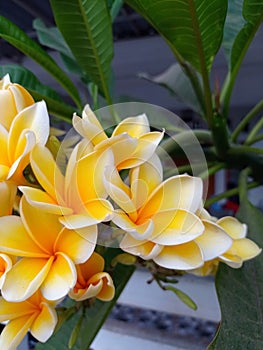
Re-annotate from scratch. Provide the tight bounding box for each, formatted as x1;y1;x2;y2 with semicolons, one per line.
238;167;252;201
231;99;263;142
205;180;259;208
160;130;212;155
199;162;225;180
245;116;263;145
245;133;263;146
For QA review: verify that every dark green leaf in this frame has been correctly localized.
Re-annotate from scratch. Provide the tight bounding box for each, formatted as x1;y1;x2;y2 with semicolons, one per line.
0;15;81;108
126;0;227;73
221;0;263;112
139;63;203;116
50;0;114;102
222;0;245;63
231;1;263;72
208;196;263;348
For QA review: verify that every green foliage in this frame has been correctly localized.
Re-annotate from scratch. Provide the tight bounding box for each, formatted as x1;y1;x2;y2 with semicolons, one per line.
208;171;263;349
139;63;203;116
0;15;81;109
221;0;263;114
50;0;114;103
126;0;227;74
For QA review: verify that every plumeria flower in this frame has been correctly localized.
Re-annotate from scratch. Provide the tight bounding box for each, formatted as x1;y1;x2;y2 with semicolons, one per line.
190;215;261;276
104;155;227;270
217;216;261;268
0;196;98;302
0;290;58;350
73;104;164;169
0;100;50;184
19;143;114;230
0;74;34;131
69;252;115;302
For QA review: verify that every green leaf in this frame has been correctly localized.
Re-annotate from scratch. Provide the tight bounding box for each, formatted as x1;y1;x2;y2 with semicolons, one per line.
33;18;73;57
208;177;263;349
222;0;245;64
0;15;81;109
221;0;263;113
164;285;197;310
126;0;227;73
35;252;135;350
108;0;124;21
33;19;84;76
50;0;114;103
0;64;76;121
231;0;263;73
139;63;203;116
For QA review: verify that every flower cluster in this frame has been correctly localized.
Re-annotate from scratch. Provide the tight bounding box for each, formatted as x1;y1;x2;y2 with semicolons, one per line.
0;75;261;349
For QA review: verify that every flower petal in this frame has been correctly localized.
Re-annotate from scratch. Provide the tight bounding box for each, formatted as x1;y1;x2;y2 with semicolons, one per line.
30;144;65;202
0;124;9;166
139;175;203;219
104;166;136;215
130;154;163;207
0;216;47;257
2;257;54;302
96;133;138;168
217;216;247;239
20;186;72;216
78;252;105;280
118;130;164;169
30;302;57;342
94;273;115;301
60;214;101;229
154;241;203;270
77;149;114;201
220;238;262;268
55;227;97;263
120;234;162;260
8;101;49;159
0;181;17;216
41;252;77;300
7;130;36;181
0;297;34;322
0;314;36;350
195;220;233;261
112;114;150;137
151;210;204;245
113;210;154;240
20;196;64;254
73;105;107;144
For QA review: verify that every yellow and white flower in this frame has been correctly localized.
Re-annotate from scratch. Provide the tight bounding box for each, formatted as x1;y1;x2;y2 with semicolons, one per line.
73;105;164;169
19;143;114;230
104;156;231;270
69;252;115;302
0;196;97;302
0;290;57;350
0;74;34;131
